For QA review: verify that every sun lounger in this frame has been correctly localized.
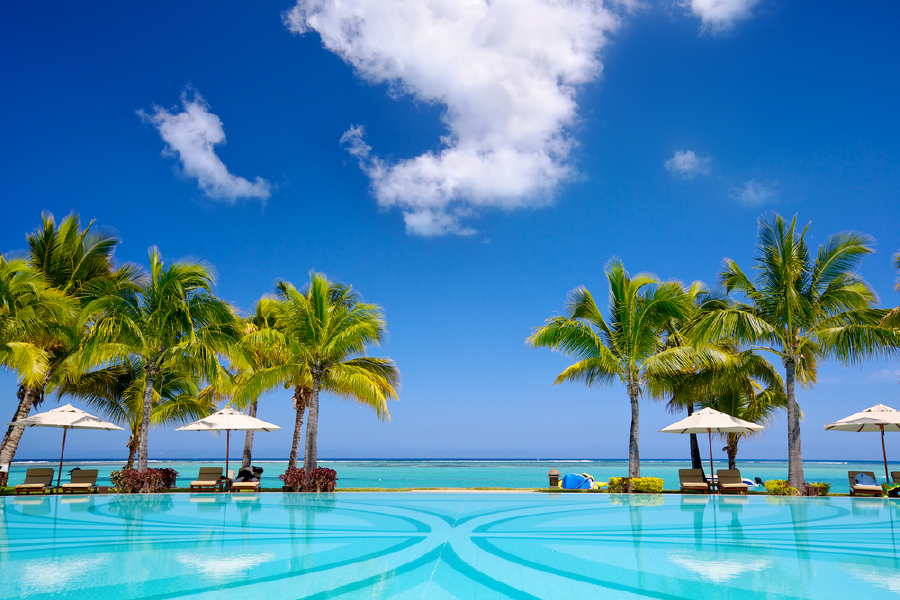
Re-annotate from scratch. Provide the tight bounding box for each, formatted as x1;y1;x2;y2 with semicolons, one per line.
231;480;261;493
716;470;749;495
190;467;224;492
61;469;98;494
848;471;882;497
891;471;899;484
679;469;710;494
14;468;54;495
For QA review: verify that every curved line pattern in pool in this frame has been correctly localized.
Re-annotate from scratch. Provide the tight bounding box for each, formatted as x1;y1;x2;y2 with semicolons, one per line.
2;493;899;599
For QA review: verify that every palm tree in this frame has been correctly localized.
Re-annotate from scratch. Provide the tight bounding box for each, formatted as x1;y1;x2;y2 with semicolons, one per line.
231;297;280;470
661;349;787;469
0;255;63;388
55;360;217;468
527;259;722;478
234;273;399;472
694;213;899;489
0;213;135;483
80;247;240;470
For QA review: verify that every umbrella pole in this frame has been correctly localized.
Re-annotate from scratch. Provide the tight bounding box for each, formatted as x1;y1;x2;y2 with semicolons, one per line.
226;430;230;480
57;428;68;489
882;425;889;482
708;429;715;490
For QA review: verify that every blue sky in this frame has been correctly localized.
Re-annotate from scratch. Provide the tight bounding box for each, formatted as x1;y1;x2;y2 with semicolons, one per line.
2;1;899;465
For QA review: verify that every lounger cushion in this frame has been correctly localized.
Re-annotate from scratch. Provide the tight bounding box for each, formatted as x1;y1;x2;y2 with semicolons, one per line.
61;483;93;489
681;482;709;488
720;483;748;489
15;484;46;489
190;481;219;486
852;485;882;492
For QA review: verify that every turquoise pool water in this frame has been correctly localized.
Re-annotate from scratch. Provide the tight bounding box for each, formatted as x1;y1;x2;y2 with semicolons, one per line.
7;459;892;493
2;492;899;599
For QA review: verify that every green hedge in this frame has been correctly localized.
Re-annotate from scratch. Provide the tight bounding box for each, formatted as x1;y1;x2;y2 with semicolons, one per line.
608;477;664;494
763;479;799;496
809;482;831;496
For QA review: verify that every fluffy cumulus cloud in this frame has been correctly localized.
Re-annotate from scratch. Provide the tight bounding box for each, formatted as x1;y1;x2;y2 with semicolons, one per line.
684;0;762;34
284;0;623;236
731;179;777;205
138;90;271;202
664;150;712;179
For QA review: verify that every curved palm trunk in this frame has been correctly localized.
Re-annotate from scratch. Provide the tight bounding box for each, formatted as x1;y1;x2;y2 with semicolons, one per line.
125;433;139;470
0;386;41;487
726;433;739;471
242;399;258;470
784;357;805;489
627;382;640;478
288;387;307;470
137;369;156;471
303;376;321;474
687;404;703;472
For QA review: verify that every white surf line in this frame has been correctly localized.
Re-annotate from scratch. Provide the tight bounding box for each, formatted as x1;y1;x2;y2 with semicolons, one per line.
421;495;469;600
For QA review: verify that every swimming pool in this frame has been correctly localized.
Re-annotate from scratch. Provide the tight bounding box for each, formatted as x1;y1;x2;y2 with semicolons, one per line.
2;492;898;599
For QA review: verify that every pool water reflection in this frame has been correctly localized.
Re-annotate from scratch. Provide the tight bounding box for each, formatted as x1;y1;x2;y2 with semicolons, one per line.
1;493;899;599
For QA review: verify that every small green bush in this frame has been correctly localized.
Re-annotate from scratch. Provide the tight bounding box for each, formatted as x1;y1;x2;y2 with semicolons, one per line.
809;482;831;496
764;479;799;496
608;477;664;494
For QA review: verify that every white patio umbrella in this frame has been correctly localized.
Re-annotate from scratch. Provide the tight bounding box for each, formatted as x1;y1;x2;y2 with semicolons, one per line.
175;407;280;476
8;403;123;488
660;407;764;480
824;404;900;482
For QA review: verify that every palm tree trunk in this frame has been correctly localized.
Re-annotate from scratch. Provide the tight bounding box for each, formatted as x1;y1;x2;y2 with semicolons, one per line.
687;404;703;472
242;398;258;470
726;433;738;471
303;375;321;474
784;357;805;489
627;382;640;478
0;386;41;486
137;368;156;471
125;433;139;469
288;387;307;470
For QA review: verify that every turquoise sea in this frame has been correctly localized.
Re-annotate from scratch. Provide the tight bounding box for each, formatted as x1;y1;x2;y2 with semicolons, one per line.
6;459;894;493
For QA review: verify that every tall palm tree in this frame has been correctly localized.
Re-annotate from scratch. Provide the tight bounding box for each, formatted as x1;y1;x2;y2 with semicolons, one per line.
0;213;135;483
527;259;722;478
80;247;240;470
231;297;280;470
234;273;399;472
55;360;216;468
694;213;899;489
0;255;63;388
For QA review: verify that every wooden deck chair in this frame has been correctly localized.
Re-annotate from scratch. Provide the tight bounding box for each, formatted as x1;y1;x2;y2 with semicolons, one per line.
14;468;54;495
231;480;261;493
190;467;224;492
848;471;882;497
717;470;749;495
679;469;710;494
61;469;98;494
891;471;900;484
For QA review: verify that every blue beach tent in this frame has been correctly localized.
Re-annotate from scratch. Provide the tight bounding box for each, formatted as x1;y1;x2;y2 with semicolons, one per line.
560;473;593;490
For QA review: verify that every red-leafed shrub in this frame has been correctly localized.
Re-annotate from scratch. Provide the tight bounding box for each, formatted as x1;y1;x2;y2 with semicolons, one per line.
280;467;338;492
110;468;180;493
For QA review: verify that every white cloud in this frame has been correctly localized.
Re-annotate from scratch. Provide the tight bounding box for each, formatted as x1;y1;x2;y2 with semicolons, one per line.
683;0;762;34
664;150;712;179
138;90;271;202
730;179;777;205
285;0;623;236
